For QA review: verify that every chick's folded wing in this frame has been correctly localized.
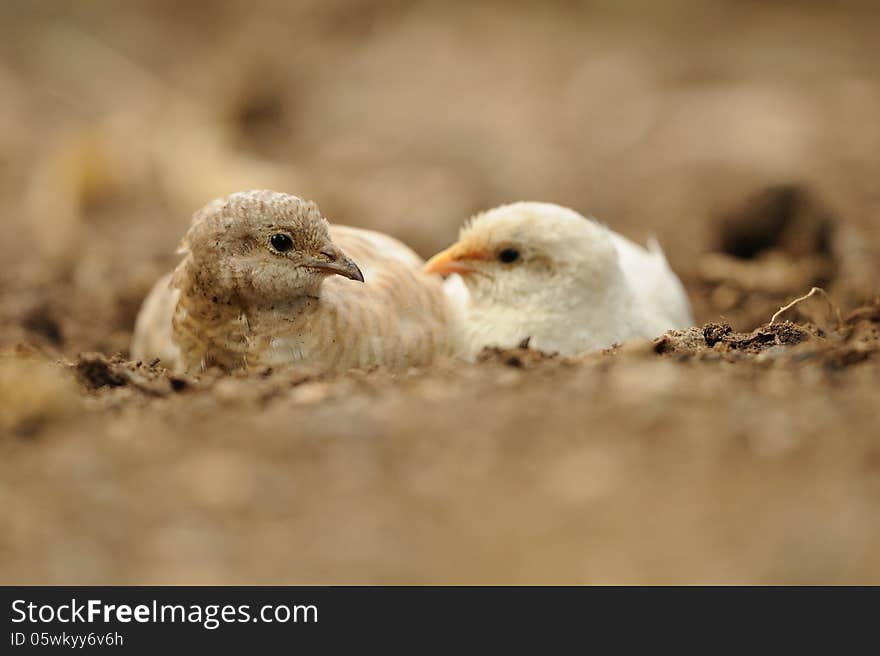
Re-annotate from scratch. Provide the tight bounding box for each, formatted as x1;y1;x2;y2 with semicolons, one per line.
609;232;694;330
321;226;464;366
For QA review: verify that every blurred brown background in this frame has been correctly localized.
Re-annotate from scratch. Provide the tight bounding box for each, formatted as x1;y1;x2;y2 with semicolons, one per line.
2;0;880;354
2;1;880;584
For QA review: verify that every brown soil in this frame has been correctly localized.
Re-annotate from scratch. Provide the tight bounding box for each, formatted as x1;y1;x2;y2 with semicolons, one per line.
1;1;880;584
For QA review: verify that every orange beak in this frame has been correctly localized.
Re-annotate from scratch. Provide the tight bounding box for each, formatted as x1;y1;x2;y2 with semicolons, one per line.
424;246;488;276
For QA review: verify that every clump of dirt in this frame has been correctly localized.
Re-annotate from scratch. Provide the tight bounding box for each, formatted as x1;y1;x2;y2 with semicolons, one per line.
655;301;880;373
75;353;130;390
477;340;562;369
656;320;813;355
706;320;812;352
73;352;207;399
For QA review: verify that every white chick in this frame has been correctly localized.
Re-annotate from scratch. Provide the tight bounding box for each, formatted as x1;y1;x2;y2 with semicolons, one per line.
424;202;693;358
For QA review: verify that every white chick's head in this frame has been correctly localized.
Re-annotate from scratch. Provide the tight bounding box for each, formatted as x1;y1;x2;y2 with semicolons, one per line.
424;202;621;307
180;190;363;305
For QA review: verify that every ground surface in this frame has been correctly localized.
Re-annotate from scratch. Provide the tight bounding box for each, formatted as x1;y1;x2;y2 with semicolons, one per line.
1;1;879;583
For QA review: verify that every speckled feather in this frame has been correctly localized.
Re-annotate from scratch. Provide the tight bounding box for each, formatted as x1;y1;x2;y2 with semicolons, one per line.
131;190;461;374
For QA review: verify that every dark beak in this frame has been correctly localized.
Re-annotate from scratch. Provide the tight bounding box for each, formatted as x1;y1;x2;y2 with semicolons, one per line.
307;248;365;283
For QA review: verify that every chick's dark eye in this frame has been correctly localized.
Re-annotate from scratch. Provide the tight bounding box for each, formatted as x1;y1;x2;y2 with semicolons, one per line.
270;233;294;252
498;248;520;263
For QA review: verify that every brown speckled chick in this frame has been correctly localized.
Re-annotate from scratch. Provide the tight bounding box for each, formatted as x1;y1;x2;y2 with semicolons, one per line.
131;190;462;374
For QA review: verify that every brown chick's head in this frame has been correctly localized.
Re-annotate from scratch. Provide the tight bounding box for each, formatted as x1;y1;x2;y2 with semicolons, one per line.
180;190;363;306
